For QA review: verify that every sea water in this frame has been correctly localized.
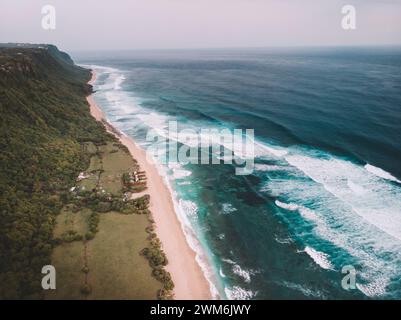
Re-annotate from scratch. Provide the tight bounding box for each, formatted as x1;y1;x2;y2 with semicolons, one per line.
76;47;401;299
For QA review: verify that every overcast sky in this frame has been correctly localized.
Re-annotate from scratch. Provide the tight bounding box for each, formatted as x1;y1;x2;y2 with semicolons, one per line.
1;0;400;51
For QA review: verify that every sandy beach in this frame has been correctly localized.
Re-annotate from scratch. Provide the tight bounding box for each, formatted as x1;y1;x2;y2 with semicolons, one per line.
87;71;211;300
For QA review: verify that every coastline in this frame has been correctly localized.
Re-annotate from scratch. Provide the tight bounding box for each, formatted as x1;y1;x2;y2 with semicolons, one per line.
87;71;212;300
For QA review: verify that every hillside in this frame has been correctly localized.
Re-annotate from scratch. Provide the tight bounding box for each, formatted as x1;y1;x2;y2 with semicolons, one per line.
0;45;170;299
0;45;111;298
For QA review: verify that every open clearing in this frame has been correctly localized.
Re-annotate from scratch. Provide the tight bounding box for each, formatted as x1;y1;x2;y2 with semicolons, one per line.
47;142;159;299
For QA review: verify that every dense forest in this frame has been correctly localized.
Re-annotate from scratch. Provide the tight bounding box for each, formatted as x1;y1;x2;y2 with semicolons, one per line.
0;45;113;298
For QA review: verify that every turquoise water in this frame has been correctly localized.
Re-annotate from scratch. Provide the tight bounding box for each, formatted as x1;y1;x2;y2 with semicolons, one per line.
76;47;401;299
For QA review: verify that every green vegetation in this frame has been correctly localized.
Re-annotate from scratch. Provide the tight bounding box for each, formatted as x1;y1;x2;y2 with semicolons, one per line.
0;45;172;299
46;141;169;299
78;213;162;299
141;223;175;299
0;45;111;298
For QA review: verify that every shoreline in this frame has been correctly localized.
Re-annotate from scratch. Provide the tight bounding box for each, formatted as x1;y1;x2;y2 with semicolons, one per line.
87;71;212;300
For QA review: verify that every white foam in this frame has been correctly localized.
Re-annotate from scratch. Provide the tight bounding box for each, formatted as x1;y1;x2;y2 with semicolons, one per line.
169;186;220;299
356;278;388;297
298;207;320;222
275;192;397;297
275;200;319;223
274;235;293;244
304;246;333;270
281;281;326;298
168;162;182;169
222;258;257;285
101;71;125;91
177;181;192;186
285;154;401;241
91;65;170;135
254;164;287;171
254;140;288;158
224;286;256;300
114;75;126;90
80;64;118;74
173;169;192;179
222;258;236;265
275;200;298;211
221;203;237;214
136;112;169;131
148;127;255;161
232;265;253;283
179;199;198;217
347;179;366;196
365;164;401;183
266;150;401;297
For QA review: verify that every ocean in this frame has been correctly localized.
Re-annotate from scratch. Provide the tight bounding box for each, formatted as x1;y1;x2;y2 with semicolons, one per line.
75;47;401;299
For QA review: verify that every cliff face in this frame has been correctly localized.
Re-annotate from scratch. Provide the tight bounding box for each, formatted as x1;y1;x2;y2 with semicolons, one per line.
0;44;108;299
0;44;88;87
0;43;74;65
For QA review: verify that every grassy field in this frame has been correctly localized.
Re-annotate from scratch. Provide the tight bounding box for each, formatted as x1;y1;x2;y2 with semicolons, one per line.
47;142;162;299
53;207;91;238
86;213;161;299
99;143;138;195
46;241;85;300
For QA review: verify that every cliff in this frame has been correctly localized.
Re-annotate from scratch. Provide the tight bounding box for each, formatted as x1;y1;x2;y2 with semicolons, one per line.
0;44;109;299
